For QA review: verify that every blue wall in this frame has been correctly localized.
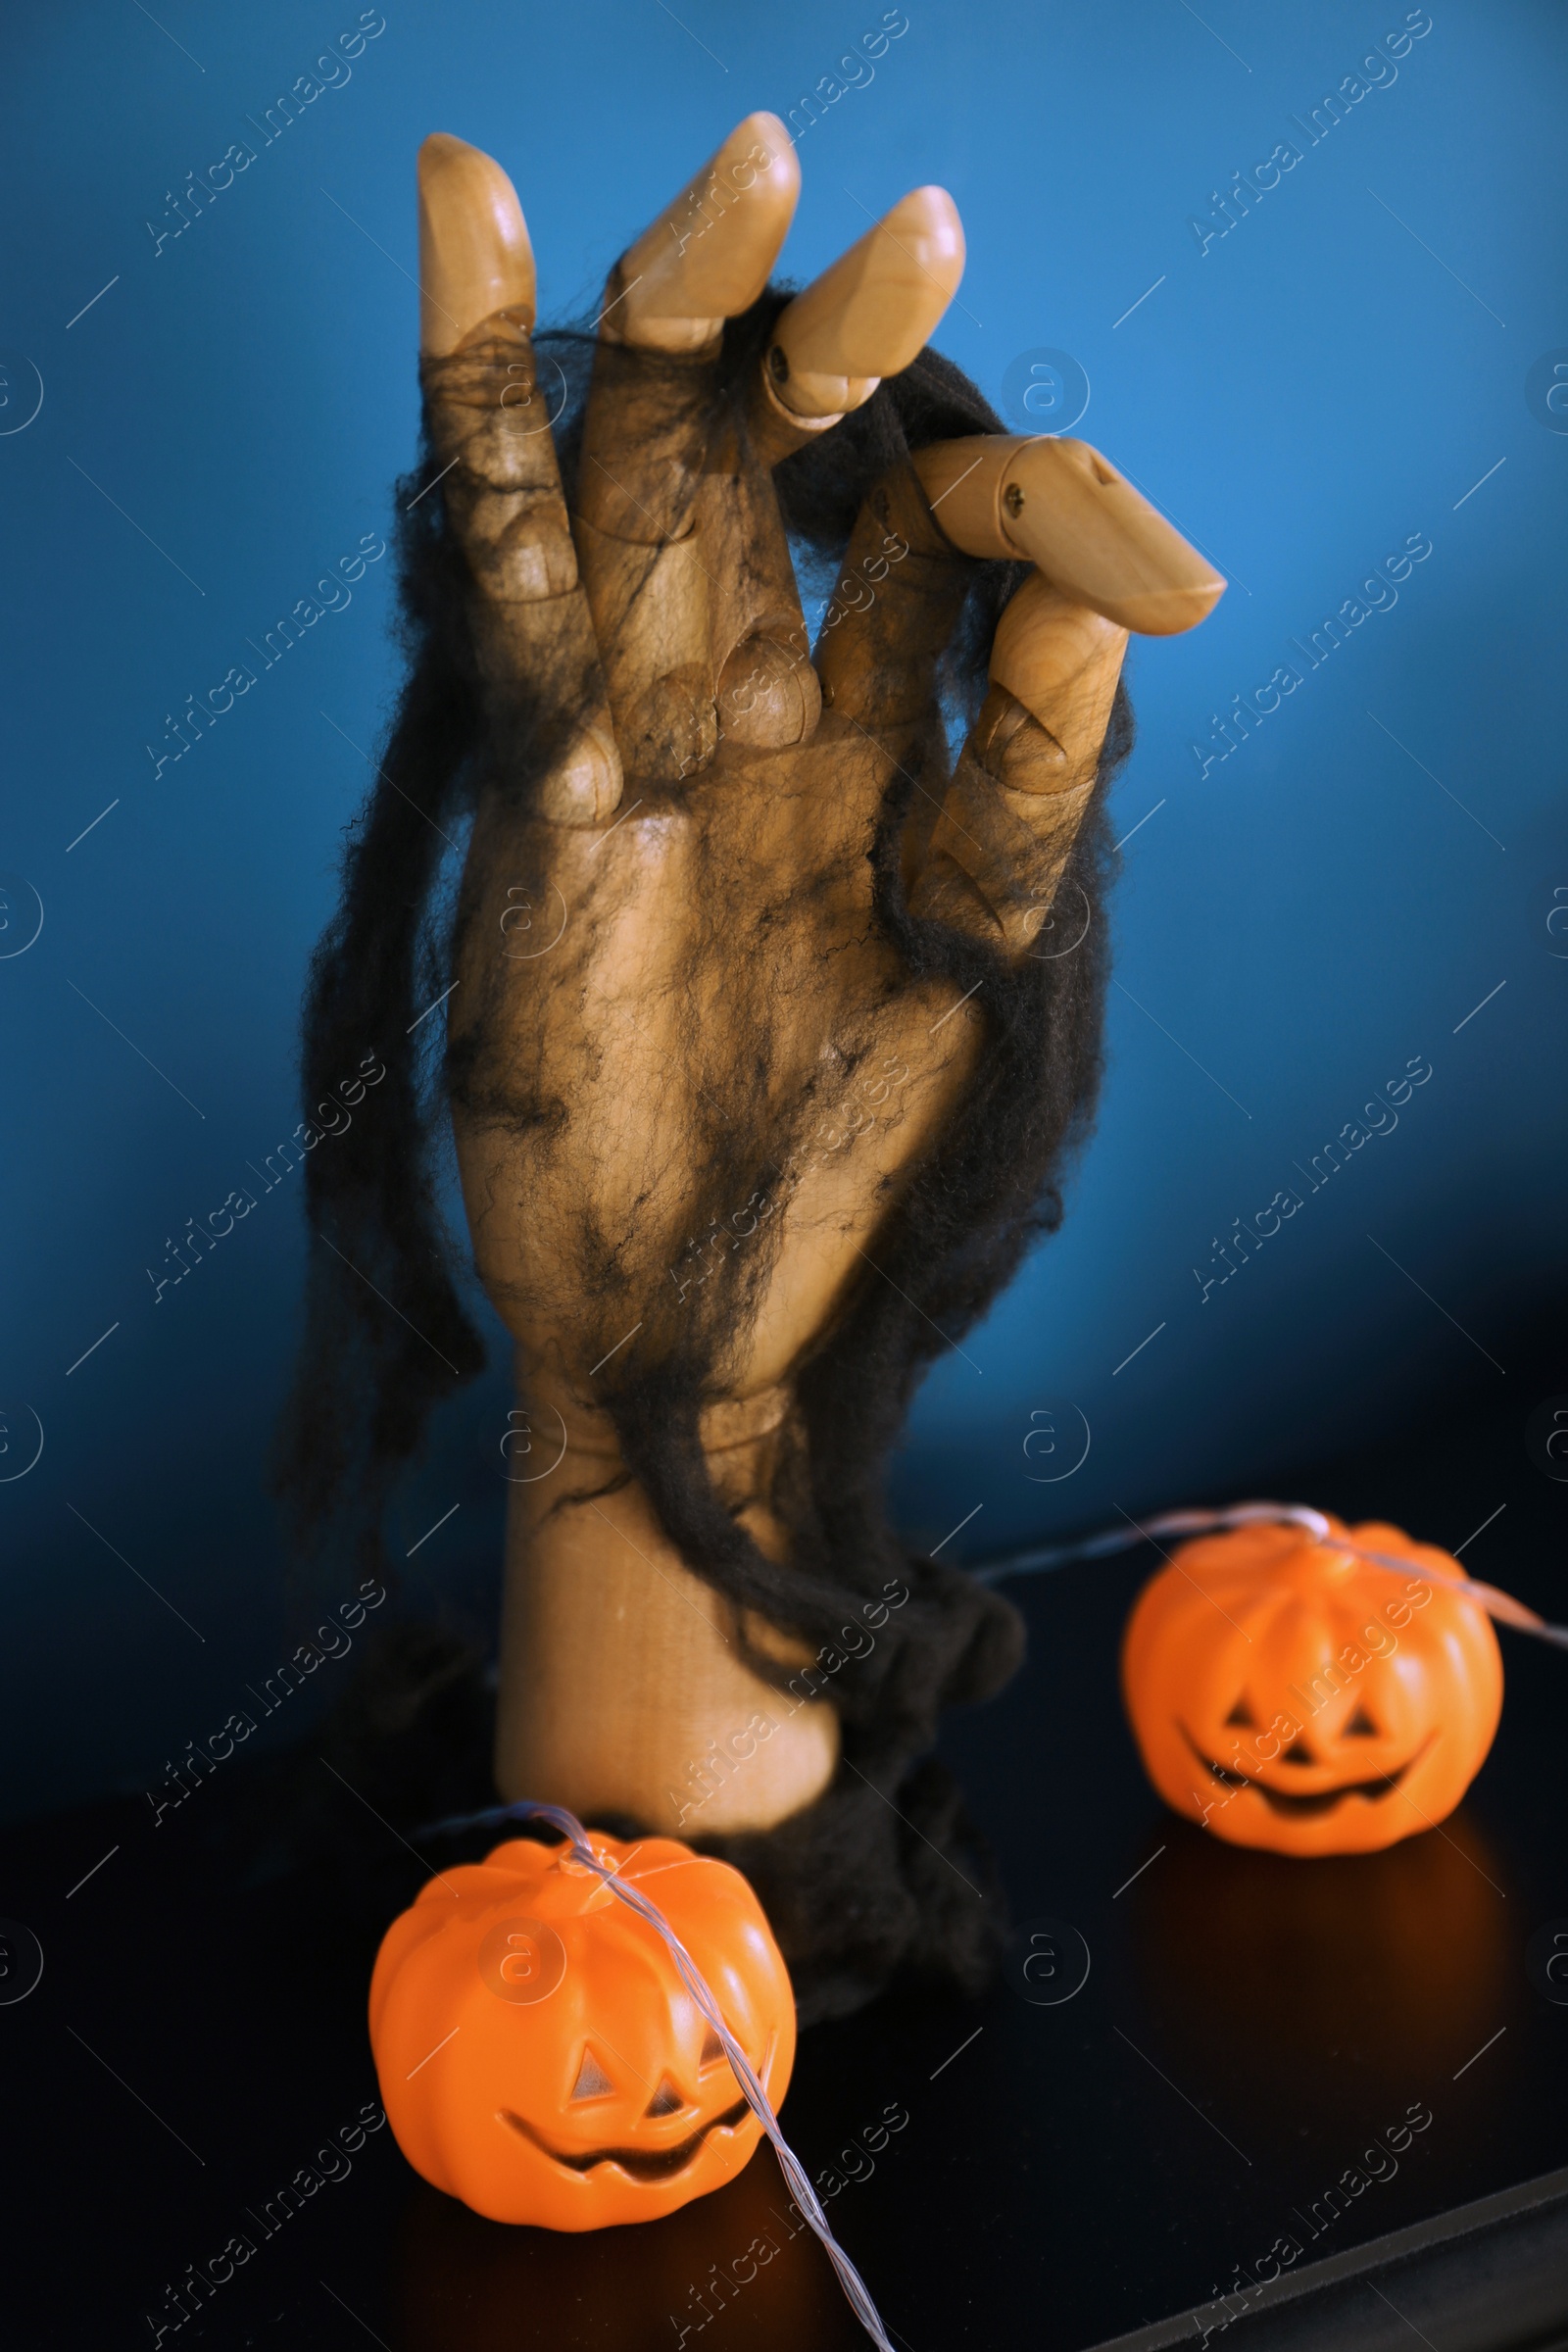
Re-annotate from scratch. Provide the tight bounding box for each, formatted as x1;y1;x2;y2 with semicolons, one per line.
2;0;1564;1820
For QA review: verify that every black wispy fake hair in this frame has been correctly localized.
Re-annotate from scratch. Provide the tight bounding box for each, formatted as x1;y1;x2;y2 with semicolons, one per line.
272;288;1132;2021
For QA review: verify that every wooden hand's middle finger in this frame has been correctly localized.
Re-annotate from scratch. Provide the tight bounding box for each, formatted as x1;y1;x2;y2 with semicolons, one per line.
574;115;800;783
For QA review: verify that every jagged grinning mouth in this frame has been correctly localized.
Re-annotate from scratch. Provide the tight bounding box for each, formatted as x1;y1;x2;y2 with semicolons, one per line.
499;2096;751;2181
1181;1728;1435;1817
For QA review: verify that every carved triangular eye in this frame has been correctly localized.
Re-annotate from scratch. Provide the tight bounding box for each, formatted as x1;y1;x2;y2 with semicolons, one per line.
1343;1703;1378;1738
569;2048;615;2102
1223;1696;1255;1727
645;2075;685;2119
699;2026;725;2070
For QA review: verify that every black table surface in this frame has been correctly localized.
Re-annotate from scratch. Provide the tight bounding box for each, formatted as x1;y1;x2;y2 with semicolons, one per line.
7;1320;1567;2352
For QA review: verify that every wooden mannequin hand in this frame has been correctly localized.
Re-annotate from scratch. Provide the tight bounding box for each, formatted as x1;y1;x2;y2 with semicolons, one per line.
415;118;1223;1834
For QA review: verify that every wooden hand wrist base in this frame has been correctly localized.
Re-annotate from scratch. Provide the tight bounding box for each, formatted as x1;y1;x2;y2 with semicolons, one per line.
494;1376;839;1836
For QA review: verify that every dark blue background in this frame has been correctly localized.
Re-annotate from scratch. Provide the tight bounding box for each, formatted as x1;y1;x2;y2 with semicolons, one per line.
2;0;1563;1823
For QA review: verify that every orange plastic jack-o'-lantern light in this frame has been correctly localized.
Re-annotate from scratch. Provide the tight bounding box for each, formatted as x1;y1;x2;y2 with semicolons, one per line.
1121;1515;1503;1856
369;1830;795;2230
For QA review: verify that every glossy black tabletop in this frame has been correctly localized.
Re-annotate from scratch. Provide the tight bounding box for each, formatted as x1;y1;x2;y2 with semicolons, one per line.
6;1318;1567;2352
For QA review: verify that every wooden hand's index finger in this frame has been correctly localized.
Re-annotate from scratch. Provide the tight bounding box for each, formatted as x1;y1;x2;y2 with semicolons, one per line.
913;436;1225;635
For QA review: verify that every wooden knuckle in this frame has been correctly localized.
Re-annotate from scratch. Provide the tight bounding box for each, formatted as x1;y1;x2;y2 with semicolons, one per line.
743;359;843;469
447;479;581;603
990;582;1129;770
859;461;959;565
536;720;624;827
913;435;1033;558
970;684;1070;794
571;519;713;768
715;632;822;749
421;329;579;603
924;760;1095;953
467;581;623;829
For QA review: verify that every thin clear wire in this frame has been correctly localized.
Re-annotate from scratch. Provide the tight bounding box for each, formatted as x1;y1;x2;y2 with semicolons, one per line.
972;1498;1568;1648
